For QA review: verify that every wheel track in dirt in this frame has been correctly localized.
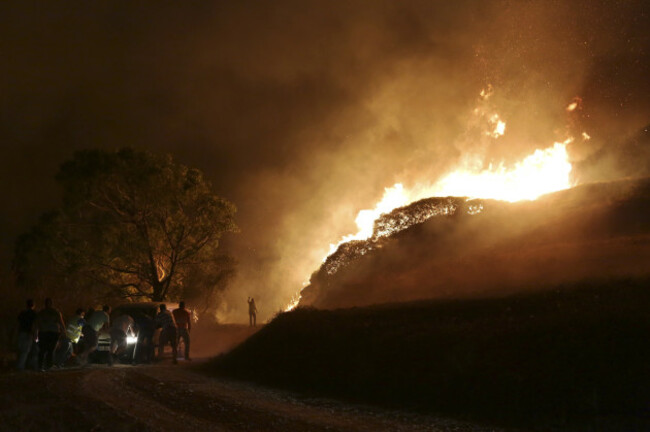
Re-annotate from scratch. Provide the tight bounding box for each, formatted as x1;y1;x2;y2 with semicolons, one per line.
78;364;515;432
0;363;517;432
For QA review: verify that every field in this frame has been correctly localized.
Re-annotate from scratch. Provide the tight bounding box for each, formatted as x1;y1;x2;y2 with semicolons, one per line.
208;279;650;431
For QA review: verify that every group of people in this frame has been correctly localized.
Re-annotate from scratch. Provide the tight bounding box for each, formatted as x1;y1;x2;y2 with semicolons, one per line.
15;298;193;371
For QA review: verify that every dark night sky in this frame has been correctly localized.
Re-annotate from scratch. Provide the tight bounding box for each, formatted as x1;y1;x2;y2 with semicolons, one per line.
1;1;648;321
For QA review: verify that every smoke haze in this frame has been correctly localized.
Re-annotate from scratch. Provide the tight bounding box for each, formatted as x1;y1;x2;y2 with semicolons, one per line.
1;1;647;321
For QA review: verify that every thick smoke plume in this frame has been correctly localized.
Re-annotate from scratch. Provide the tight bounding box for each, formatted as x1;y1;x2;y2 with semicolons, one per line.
0;1;647;321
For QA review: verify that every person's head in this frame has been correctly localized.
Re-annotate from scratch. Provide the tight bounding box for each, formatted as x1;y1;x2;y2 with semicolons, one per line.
179;301;185;309
159;304;167;312
75;308;85;317
26;299;34;309
102;305;110;313
45;298;53;308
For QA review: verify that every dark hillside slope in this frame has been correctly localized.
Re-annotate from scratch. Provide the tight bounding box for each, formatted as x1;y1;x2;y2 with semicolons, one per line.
301;177;650;309
208;280;650;431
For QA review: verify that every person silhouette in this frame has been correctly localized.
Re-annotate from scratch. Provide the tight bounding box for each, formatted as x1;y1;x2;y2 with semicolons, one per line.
247;297;257;327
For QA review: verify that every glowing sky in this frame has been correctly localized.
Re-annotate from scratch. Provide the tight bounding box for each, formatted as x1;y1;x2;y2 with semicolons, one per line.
0;1;648;321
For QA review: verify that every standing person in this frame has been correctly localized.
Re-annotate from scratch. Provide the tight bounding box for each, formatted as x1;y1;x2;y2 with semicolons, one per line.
16;299;38;370
55;308;85;368
35;298;65;371
109;311;135;364
78;305;110;365
172;301;192;361
247;297;257;327
133;311;155;364
155;304;178;364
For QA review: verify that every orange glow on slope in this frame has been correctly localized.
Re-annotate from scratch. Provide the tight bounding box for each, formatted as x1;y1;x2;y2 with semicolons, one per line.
327;184;409;256
284;90;581;311
329;138;573;251
431;139;573;202
283;139;575;311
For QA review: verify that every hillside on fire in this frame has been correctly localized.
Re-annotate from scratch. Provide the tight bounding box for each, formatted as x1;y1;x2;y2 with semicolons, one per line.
299;176;650;309
208;176;650;431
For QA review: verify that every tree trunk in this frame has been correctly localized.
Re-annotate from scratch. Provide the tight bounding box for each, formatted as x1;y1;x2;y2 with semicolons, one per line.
151;281;165;302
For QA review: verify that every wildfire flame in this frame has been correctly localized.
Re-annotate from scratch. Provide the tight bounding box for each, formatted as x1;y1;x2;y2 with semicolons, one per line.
327;184;409;255
324;138;573;256
431;139;573;202
488;114;506;138
284;90;581;311
566;97;582;112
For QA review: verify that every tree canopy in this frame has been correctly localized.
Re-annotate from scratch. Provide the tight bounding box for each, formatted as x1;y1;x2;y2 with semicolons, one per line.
14;148;238;304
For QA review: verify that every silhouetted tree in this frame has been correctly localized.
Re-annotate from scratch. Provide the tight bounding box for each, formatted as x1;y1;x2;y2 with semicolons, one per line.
13;148;238;303
182;254;237;317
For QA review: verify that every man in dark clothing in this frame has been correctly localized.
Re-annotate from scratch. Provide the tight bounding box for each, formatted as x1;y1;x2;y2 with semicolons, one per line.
155;304;178;364
133;311;155;364
16;299;38;370
35;298;65;371
247;297;257;327
172;301;192;361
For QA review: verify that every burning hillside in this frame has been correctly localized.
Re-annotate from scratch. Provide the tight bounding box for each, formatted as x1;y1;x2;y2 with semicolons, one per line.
299;176;650;309
283;80;650;312
286;89;589;310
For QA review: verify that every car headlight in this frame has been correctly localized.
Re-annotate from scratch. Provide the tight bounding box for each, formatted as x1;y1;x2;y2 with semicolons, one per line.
126;336;138;344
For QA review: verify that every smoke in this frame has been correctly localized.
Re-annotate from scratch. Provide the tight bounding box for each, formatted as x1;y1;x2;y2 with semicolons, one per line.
300;178;650;309
1;1;647;321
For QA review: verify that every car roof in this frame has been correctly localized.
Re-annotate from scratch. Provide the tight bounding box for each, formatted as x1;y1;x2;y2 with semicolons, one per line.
115;301;179;308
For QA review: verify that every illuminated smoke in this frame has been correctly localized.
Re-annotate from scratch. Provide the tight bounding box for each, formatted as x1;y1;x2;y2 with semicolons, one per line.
285;90;580;310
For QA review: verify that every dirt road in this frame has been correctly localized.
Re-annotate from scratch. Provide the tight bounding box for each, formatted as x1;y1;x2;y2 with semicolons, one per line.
0;360;517;432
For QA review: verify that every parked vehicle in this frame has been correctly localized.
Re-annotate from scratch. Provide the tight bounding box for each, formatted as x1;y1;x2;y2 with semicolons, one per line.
91;302;193;364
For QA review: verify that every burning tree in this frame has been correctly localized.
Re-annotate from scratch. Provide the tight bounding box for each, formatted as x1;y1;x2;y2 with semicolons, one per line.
14;148;238;303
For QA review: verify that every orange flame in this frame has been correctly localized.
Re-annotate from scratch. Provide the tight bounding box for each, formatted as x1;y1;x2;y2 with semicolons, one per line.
285;92;581;311
430;139;573;202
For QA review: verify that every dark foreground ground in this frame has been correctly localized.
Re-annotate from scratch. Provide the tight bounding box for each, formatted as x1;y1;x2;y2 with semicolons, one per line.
0;357;516;432
209;278;650;432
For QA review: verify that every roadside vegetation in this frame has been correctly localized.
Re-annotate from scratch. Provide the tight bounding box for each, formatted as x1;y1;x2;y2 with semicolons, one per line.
12;148;237;310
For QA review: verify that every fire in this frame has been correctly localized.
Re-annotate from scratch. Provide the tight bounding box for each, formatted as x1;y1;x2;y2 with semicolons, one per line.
328;184;409;255
327;138;573;251
284;90;580;311
566;97;582;112
488;114;506;138
430;139;573;202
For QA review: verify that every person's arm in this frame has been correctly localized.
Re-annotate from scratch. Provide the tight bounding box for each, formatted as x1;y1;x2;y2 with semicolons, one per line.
31;315;39;340
101;313;110;331
131;320;139;337
58;312;66;334
154;313;162;329
127;319;136;337
170;312;177;327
